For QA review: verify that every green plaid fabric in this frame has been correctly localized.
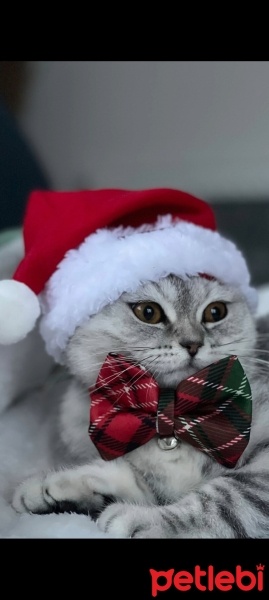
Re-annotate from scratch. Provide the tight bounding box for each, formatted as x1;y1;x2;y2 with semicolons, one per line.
89;354;252;468
158;355;252;467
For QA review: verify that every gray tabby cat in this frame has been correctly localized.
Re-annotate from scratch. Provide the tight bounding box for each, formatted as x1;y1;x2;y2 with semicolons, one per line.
12;274;269;538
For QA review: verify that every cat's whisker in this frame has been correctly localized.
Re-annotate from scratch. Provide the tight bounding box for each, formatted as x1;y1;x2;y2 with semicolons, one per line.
86;337;158;351
87;356;130;367
222;345;269;356
223;352;269;365
91;355;157;394
217;337;250;347
85;349;158;371
215;351;269;376
242;365;269;377
216;350;242;358
245;350;269;356
239;357;269;367
91;363;139;393
144;362;161;405
217;350;269;366
105;356;159;408
114;356;159;405
85;346;158;362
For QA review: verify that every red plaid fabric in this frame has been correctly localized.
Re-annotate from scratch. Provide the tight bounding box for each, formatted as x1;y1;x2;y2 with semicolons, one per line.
89;353;252;468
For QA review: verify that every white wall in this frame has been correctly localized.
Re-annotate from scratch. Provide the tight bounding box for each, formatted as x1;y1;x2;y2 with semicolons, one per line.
18;61;269;201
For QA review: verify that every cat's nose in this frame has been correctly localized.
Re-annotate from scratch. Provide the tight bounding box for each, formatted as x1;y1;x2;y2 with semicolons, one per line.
180;340;203;357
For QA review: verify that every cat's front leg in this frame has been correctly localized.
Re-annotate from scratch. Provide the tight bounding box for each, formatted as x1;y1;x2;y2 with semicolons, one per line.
98;502;164;538
12;459;155;517
98;466;269;538
97;496;214;539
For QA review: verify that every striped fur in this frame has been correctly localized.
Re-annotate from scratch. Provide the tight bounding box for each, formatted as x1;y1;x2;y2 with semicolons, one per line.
12;275;269;538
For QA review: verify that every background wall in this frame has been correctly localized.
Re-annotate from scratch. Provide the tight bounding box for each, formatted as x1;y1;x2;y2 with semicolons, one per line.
17;61;269;202
0;61;268;286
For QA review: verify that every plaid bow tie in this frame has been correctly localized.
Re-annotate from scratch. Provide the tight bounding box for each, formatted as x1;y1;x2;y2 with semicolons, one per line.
89;353;252;468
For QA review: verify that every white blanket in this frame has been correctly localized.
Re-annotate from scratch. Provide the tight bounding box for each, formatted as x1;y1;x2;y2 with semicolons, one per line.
0;234;268;538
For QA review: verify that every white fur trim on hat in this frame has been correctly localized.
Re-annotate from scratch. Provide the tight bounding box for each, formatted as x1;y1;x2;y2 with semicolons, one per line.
39;216;258;362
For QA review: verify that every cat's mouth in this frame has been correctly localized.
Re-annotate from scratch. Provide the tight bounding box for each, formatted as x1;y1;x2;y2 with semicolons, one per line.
187;356;207;371
160;358;200;375
110;349;212;388
141;356;208;388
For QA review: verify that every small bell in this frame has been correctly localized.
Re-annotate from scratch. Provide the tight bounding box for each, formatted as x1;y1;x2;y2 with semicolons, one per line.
157;436;179;450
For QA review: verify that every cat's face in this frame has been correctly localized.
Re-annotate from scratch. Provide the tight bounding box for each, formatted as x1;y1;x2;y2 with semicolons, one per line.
65;275;256;387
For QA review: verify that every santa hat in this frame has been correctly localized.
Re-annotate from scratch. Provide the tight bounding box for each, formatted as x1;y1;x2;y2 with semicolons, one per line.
0;188;258;363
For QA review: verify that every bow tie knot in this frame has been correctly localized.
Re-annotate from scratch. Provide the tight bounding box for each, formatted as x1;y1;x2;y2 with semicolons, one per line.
89;353;252;468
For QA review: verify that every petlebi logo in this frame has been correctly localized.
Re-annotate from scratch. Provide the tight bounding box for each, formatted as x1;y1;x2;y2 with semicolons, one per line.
150;564;265;594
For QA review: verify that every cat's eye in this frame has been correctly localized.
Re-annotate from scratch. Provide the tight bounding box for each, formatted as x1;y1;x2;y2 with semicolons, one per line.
131;302;164;324
202;302;227;323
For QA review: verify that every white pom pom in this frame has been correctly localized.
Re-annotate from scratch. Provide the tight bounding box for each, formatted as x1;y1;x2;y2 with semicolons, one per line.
0;280;41;345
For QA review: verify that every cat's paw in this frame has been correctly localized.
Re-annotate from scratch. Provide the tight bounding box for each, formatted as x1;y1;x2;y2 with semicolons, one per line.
12;472;105;516
97;502;165;538
13;475;49;514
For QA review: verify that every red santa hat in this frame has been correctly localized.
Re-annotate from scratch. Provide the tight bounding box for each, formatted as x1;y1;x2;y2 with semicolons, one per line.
0;188;258;363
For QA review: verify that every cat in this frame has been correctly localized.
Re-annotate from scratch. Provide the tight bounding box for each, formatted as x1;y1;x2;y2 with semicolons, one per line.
12;274;269;538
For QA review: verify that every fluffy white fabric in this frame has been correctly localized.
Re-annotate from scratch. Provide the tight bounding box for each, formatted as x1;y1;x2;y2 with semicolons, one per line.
0;375;111;539
0;279;41;344
0;233;267;538
40;217;258;362
0;235;111;538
